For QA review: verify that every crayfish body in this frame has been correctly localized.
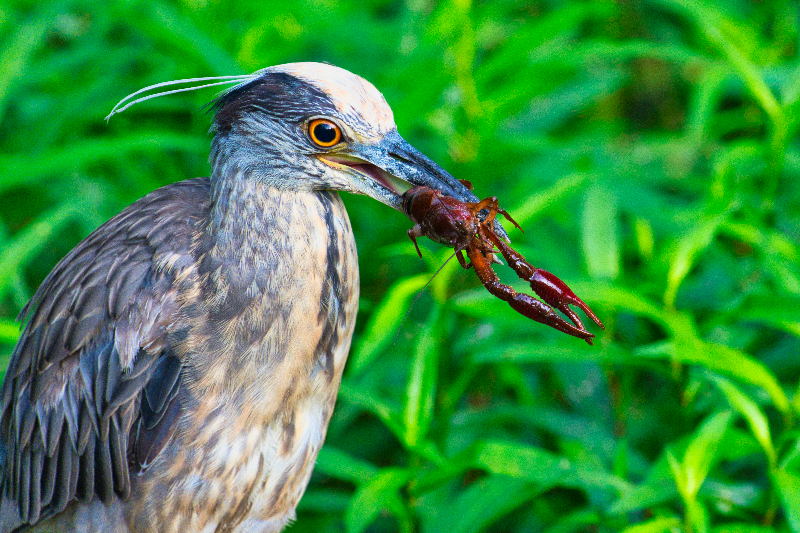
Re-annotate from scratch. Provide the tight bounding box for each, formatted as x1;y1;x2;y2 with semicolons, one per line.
402;185;481;257
401;185;604;344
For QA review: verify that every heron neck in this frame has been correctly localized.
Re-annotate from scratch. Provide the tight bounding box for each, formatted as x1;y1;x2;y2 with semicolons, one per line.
207;169;283;251
189;167;359;414
209;133;298;194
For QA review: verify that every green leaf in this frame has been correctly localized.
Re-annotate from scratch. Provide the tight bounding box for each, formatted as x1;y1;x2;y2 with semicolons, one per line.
474;440;628;492
774;468;800;532
338;382;404;444
686;65;730;144
680;411;734;499
473;341;630;364
475;440;566;487
345;468;410;533
507;172;589;226
686;497;710;533
296;489;351;513
582;184;620;280
543;509;602;533
664;208;729;308
425;475;541;533
610;453;680;515
662;341;789;415
0;203;82;297
348;274;430;375
0;14;51;121
634;217;655;261
652;0;782;126
737;294;800;336
403;305;441;447
0;320;20;344
621;516;681;533
712;526;782;533
0;134;207;192
709;375;776;466
315;447;378;485
667;448;687;499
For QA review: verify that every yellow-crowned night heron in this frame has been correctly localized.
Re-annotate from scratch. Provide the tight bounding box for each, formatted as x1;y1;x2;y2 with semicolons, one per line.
0;63;483;532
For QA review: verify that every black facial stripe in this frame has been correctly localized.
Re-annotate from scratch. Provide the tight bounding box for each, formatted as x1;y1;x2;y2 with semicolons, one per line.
211;72;340;135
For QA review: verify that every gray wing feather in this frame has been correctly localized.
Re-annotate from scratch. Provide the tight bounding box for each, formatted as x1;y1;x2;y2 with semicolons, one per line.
0;178;211;530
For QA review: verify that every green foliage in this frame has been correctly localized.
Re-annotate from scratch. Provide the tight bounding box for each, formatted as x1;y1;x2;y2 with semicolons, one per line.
1;0;799;531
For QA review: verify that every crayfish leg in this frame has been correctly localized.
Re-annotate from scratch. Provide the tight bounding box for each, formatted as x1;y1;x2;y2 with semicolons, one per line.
468;197;501;225
497;208;522;232
484;229;535;280
407;228;424;258
456;250;468;269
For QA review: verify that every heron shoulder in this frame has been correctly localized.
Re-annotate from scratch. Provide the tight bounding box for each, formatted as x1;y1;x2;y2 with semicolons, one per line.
0;178;211;529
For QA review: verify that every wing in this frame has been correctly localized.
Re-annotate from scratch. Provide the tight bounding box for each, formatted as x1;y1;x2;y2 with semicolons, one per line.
0;178;211;528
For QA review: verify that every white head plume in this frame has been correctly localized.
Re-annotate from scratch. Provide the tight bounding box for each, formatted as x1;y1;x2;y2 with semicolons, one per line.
105;72;266;121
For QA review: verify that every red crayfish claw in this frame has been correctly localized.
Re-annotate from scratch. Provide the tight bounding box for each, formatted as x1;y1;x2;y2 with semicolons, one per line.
485;232;604;335
401;185;604;343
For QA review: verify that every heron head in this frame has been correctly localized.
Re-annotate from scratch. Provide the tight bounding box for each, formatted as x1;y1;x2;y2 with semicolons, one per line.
208;62;479;212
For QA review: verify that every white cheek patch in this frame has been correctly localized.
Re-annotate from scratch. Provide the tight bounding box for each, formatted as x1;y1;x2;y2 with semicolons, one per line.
274;62;396;140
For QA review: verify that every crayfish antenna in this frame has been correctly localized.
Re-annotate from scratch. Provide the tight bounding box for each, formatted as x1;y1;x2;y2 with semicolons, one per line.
393;250;462;344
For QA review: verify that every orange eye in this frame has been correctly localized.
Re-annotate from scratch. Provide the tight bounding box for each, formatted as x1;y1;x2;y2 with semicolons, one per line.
308;119;342;147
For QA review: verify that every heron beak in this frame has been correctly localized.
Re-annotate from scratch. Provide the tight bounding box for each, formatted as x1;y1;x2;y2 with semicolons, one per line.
317;130;509;240
317;130;479;210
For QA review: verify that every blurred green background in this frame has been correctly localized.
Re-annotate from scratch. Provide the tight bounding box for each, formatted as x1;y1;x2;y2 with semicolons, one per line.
1;0;799;531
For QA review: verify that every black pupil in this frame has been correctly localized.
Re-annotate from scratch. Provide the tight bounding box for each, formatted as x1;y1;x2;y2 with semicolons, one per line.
314;122;337;144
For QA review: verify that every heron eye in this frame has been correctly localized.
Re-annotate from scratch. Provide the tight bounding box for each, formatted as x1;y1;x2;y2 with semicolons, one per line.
308;119;342;147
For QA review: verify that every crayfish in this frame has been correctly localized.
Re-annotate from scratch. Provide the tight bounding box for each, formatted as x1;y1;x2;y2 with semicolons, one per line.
401;183;604;344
